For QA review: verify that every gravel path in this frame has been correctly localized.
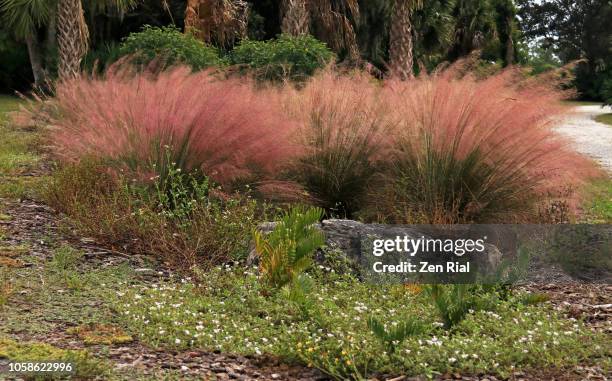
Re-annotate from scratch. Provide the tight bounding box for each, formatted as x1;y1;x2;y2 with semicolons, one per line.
555;105;612;174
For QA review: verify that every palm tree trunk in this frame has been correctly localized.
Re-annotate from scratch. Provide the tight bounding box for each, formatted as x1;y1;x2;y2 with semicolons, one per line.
281;0;310;36
185;0;249;47
388;0;415;80
24;34;46;89
185;0;211;41
57;0;89;80
45;5;57;70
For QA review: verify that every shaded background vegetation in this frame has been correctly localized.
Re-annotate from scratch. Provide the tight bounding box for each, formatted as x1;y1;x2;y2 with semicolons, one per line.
1;0;609;101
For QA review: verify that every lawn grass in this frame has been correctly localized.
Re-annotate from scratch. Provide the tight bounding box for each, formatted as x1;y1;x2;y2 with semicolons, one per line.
0;94;23;117
581;178;612;223
594;113;612;127
0;95;48;199
562;100;604;107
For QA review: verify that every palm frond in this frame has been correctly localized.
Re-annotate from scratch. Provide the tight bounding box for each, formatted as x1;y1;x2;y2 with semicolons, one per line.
0;0;53;38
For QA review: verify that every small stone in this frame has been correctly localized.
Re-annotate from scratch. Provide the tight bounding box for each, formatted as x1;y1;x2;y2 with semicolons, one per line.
271;374;281;380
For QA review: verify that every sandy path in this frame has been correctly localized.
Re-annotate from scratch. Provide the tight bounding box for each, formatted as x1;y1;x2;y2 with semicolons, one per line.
555;105;612;174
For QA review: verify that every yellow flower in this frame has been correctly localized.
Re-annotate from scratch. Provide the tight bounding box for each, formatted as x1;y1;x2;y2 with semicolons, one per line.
346;360;352;366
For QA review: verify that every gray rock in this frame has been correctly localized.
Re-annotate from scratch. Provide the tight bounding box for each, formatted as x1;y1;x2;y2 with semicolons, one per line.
246;219;505;280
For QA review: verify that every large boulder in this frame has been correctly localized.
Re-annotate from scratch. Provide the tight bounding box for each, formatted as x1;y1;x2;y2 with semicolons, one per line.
247;219;504;281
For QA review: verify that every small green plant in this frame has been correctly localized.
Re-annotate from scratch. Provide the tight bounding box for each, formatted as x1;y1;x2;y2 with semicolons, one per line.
423;284;493;329
281;273;316;319
49;246;83;273
120;25;223;71
231;34;334;82
517;292;550;306
254;206;325;288
367;316;427;354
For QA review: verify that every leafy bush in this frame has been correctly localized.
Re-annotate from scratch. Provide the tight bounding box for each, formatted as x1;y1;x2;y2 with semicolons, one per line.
119;25;223;71
151;148;211;223
372;69;598;223
40;66;297;190
284;71;392;218
254;206;325;288
231;34;335;82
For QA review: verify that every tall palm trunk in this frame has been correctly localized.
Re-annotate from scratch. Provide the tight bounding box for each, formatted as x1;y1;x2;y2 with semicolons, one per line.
24;34;46;89
57;0;89;80
281;0;310;36
184;0;249;48
185;0;212;41
388;0;418;80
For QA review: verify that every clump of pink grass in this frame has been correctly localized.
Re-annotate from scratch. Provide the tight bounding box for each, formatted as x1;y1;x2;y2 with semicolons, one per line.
281;70;393;217
374;68;600;223
44;66;298;188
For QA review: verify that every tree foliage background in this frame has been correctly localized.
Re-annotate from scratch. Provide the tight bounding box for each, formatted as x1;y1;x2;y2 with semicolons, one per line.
0;0;609;101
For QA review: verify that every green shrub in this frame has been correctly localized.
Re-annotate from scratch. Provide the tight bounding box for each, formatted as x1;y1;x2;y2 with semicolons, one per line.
150;150;211;223
231;34;334;82
253;206;325;288
119;25;223;70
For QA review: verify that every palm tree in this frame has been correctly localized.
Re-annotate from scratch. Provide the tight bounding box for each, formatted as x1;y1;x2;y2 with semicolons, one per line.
0;0;54;88
57;0;137;80
1;0;136;84
388;0;423;80
56;0;89;79
280;0;310;36
184;0;249;48
280;0;360;63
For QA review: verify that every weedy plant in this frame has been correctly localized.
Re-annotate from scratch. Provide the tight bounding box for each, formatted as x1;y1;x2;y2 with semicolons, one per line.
151;148;211;224
253;206;325;289
367;316;427;354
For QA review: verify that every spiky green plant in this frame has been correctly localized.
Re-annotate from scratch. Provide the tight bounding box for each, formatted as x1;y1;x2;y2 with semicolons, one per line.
422;284;492;329
254;206;325;289
367;315;427;353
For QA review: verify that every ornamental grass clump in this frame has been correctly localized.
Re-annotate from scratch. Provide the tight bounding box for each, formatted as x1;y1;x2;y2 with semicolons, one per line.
373;69;599;223
42;65;298;190
284;71;393;218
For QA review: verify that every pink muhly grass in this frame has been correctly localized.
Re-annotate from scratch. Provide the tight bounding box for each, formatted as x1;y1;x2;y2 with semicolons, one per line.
375;69;600;223
44;66;298;188
283;70;394;217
